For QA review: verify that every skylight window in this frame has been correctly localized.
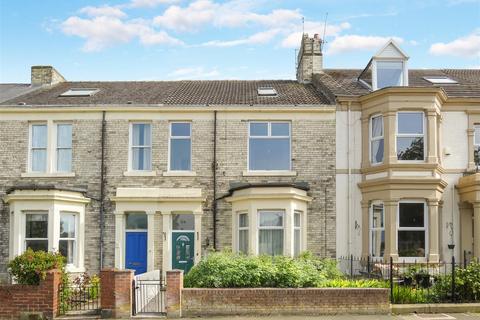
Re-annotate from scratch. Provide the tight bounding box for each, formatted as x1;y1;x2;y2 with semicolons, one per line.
60;88;99;97
257;87;277;96
423;76;458;85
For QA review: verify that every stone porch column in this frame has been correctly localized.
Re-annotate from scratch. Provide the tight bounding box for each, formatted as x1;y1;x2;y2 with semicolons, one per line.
427;199;440;263
474;202;480;259
114;211;125;269
361;200;369;258
384;200;398;262
147;211;156;272
162;211;172;272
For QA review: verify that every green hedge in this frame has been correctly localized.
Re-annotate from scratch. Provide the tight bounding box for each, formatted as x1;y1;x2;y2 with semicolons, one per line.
184;251;386;288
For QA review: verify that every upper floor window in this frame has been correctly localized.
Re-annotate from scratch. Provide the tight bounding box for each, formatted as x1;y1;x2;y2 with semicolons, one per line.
370;203;385;258
249;122;291;171
130;123;152;171
169;122;192;171
370;115;384;164
397;112;425;161
30;124;48;172
376;61;404;89
56;124;72;172
258;210;284;256
398;202;427;259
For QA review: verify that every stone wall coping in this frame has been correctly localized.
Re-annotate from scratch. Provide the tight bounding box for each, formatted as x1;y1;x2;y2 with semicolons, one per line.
101;268;134;274
183;287;388;291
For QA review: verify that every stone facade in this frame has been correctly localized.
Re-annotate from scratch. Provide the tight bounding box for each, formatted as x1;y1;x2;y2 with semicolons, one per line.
0;110;336;279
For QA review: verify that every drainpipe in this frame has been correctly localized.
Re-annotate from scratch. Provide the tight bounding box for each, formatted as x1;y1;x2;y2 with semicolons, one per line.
347;102;352;256
212;110;218;250
99;111;106;269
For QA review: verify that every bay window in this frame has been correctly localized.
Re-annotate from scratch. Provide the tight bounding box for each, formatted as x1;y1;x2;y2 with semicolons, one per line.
398;202;427;258
474;125;480;166
30;124;48;172
397;112;425;161
370;115;384;164
293;211;302;257
369;203;385;258
249;122;290;171
25;213;48;252
238;213;249;254
169;122;192;171
130;123;152;171
258;210;284;256
56;124;72;172
59;213;77;265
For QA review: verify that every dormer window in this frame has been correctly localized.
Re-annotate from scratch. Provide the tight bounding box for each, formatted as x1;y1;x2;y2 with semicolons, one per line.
376;61;404;89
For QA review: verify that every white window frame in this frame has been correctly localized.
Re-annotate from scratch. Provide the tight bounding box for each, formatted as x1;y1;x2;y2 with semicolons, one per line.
248;121;291;171
24;212;49;251
168;122;192;172
474;125;480;147
54;123;73;173
293;210;302;257
257;210;285;255
28;123;48;173
237;212;249;254
396;112;426;162
59;212;78;266
372;59;407;90
128;122;152;172
370;114;384;165
369;202;385;259
397;200;428;262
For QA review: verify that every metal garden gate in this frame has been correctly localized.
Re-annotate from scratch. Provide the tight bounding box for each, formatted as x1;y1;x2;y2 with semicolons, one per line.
132;270;166;315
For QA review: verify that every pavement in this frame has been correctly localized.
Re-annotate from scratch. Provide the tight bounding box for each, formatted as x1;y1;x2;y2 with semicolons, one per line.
180;314;480;320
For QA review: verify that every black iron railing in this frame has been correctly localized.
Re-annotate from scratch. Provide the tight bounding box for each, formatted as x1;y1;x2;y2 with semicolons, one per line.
133;278;166;315
58;282;100;314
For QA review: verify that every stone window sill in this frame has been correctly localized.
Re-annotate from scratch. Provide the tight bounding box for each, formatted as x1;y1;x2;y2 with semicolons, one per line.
123;171;157;177
242;170;297;177
162;171;197;177
21;172;76;178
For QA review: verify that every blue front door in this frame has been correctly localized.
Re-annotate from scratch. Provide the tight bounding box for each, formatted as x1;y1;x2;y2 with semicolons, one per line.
126;232;147;275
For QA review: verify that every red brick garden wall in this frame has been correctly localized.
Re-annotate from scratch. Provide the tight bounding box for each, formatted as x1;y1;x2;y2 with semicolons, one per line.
100;268;133;319
0;269;60;320
181;287;390;316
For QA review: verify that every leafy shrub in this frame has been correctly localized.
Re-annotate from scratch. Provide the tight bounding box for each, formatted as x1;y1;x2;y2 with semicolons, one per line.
8;248;66;285
431;261;480;302
184;251;382;288
322;279;388;288
72;272;100;299
393;285;429;304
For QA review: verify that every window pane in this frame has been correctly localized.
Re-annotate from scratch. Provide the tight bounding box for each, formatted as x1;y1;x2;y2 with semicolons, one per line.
371;116;383;137
239;230;248;254
475;125;480;145
126;213;147;229
132;147;151;170
171;123;191;137
371;139;384;163
271;123;289;136
172;214;194;230
250;123;268;136
132;123;151;146
259;229;283;256
371;229;385;257
57;149;72;172
372;204;384;228
249;138;290;170
377;61;403;89
59;240;75;264
239;213;248;228
60;214;75;238
32;149;47;172
259;211;284;227
26;240;48;252
398;113;423;134
398;231;426;257
170;139;191;170
397;137;424;160
399;203;425;227
32;125;47;148
294;212;301;228
57;124;72;148
26;214;48;238
294;229;301;257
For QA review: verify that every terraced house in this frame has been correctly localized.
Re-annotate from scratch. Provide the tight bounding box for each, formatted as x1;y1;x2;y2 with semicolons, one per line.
0;35;479;282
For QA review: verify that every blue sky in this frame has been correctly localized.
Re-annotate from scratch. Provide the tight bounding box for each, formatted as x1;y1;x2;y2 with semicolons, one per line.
0;0;479;83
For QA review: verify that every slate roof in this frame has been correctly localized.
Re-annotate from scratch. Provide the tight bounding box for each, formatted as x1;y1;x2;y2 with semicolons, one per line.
0;80;331;106
316;69;480;98
0;84;42;103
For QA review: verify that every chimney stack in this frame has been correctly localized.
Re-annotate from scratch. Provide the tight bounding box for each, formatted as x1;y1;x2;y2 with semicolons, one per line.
31;66;66;86
296;34;323;83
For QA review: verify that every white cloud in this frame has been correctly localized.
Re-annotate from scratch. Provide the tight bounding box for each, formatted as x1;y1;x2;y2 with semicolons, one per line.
429;30;480;58
168;66;220;79
128;0;180;8
201;29;280;47
61;16;182;51
280;22;351;48
326;35;404;54
153;0;216;32
79;5;126;18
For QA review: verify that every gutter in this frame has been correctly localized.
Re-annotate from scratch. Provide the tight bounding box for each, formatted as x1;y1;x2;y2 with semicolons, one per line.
99;111;106;269
212;110;218;250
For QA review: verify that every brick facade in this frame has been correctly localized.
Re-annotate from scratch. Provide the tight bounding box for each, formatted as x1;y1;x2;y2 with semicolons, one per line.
0;269;60;319
0;112;336;278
